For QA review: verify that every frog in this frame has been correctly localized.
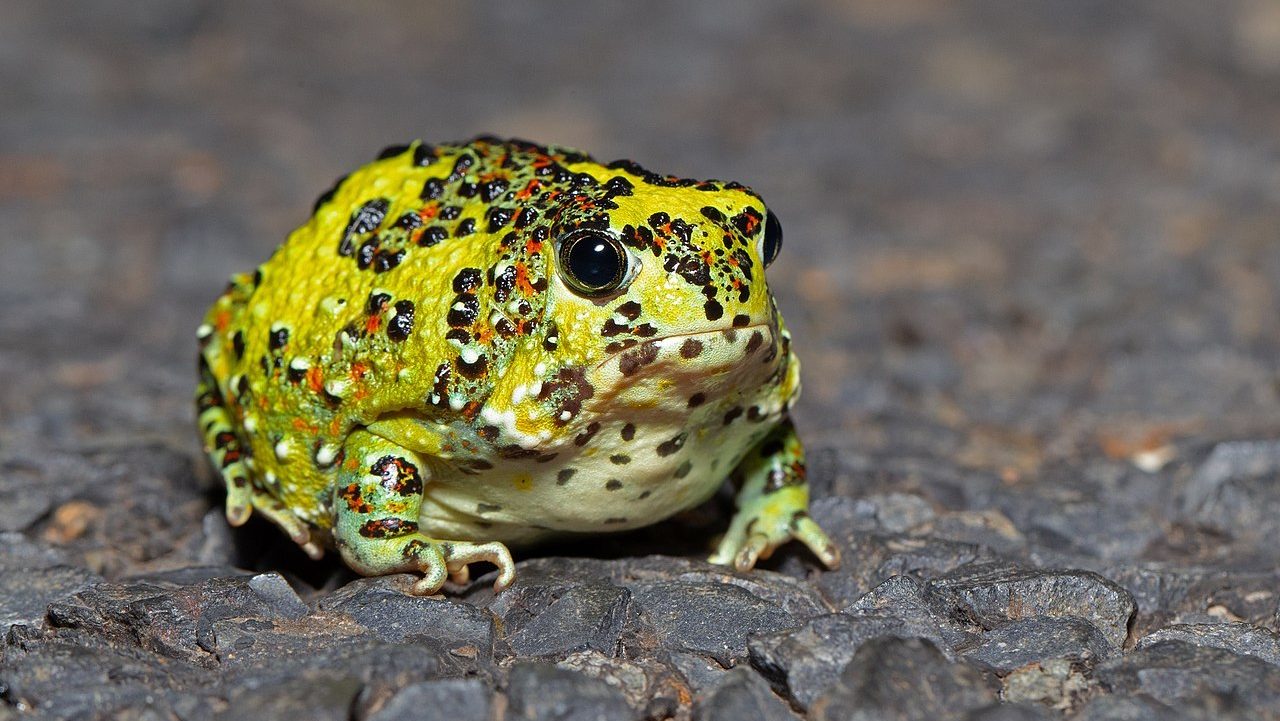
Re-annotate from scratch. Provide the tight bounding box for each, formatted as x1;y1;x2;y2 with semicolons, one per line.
196;136;840;595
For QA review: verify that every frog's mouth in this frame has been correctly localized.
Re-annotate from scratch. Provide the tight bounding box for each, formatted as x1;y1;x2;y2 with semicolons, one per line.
584;322;785;412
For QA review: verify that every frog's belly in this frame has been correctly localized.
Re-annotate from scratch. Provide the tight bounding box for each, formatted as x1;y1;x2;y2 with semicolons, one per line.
416;418;768;546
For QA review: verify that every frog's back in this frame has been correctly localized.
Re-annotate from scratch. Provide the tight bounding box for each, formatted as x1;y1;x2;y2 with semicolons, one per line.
197;138;590;529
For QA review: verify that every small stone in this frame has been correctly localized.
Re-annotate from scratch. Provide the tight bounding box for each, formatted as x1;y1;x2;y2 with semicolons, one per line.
319;575;495;658
0;564;99;634
1000;658;1092;710
365;678;491;721
963;704;1055;720
1137;622;1280;667
809;636;996;721
630;580;797;667
507;583;630;658
1097;639;1280;711
44;573;312;665
218;671;363;721
1070;695;1189;721
925;563;1136;647
846;574;974;648
0;633;208;718
962;616;1115;674
693;667;800;721
554;649;687;716
505;662;637;721
247;572;308;619
749;612;956;711
777;497;984;608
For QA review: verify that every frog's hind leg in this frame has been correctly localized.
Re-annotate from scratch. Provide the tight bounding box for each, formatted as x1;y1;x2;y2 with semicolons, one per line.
196;359;255;526
197;359;324;559
334;428;515;595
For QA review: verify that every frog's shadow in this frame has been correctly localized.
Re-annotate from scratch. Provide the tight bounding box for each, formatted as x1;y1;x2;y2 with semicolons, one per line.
225;483;741;595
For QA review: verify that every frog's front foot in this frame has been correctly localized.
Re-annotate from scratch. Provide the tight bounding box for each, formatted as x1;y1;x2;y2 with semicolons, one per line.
709;487;841;571
707;418;841;572
436;540;516;595
334;429;516;595
342;533;517;596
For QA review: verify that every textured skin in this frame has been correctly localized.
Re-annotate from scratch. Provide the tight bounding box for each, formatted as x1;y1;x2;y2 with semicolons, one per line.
196;137;839;593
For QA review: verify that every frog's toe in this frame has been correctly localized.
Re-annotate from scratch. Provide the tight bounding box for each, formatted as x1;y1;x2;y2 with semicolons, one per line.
733;532;772;572
299;537;326;561
408;542;450;596
442;541;516;592
793;513;841;570
447;563;471;586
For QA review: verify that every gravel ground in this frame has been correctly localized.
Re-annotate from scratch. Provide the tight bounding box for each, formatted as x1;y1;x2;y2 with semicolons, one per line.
4;1;1280;719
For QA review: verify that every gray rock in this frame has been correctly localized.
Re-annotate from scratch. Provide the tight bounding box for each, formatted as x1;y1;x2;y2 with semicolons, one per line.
210;616;459;684
319;575;495;658
1138;622;1280;667
0;532;69;570
366;677;491;721
0;563;99;634
1100;563;1280;633
0;462;54;532
964;704;1054;721
693;667;800;721
630;580;798;667
504;662;637;721
507;583;630;658
999;658;1092;710
846;574;976;647
926;564;1136;647
777;498;985;608
553;649;688;718
748;612;956;711
1182;441;1280;517
247;571;309;619
962;616;1115;673
1071;694;1210;721
668;650;731;694
809;637;997;721
217;670;363;721
43;572;309;665
1097;639;1280;712
0;632;209;720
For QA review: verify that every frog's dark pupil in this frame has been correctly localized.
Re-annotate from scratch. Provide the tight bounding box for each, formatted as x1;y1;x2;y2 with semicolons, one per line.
564;234;624;293
763;210;783;267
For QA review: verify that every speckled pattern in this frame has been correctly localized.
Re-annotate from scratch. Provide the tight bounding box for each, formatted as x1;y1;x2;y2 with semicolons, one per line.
197;137;836;593
5;1;1280;719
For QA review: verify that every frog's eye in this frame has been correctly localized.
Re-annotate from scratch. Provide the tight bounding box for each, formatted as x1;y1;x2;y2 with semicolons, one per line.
762;210;783;268
557;231;632;297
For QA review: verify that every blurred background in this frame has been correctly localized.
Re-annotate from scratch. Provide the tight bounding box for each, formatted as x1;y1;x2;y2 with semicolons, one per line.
2;0;1280;566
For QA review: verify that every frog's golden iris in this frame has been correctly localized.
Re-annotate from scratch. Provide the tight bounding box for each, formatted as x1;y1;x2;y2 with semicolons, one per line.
197;137;839;594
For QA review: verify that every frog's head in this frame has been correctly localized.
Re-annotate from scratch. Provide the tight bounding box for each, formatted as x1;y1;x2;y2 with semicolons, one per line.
534;168;798;429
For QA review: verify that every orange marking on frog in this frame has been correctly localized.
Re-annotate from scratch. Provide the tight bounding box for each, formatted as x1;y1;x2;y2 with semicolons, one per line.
515;262;536;296
291;417;318;434
350;362;369;381
306;367;324;394
516;179;541;200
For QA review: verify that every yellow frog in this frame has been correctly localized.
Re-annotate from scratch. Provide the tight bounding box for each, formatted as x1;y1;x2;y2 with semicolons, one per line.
196;137;839;594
